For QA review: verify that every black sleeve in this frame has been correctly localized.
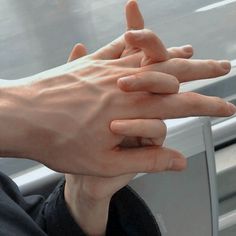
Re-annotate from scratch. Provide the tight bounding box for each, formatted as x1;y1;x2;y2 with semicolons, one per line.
0;172;86;236
0;171;46;236
43;181;162;236
0;171;161;236
107;186;162;236
42;179;87;236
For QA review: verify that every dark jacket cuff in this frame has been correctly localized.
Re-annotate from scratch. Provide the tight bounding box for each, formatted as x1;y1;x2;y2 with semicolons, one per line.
43;181;161;236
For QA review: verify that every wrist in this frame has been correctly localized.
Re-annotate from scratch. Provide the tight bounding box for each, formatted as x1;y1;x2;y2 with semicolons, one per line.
65;176;111;236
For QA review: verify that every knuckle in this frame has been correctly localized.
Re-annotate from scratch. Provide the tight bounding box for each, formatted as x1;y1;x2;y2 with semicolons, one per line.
144;152;169;172
169;59;189;76
170;58;183;66
136;72;156;90
184;91;198;100
143;29;156;41
134;72;143;80
143;28;154;35
178;59;189;71
143;149;164;173
109;40;119;49
144;153;159;172
206;60;221;75
130;92;150;106
183;92;198;105
183;92;202;111
206;59;217;68
169;47;184;59
212;96;229;114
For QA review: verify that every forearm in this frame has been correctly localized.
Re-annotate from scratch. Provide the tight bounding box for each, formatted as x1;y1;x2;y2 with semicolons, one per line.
0;84;32;158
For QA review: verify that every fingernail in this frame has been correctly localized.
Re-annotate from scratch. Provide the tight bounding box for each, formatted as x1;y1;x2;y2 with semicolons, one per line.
171;157;187;171
219;60;231;72
227;102;236;114
182;45;193;53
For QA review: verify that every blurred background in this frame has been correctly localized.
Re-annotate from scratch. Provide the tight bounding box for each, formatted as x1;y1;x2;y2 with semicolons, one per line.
0;0;235;80
0;1;236;235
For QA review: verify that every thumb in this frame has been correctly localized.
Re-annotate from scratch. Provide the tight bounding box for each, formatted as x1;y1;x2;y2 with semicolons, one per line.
111;146;187;175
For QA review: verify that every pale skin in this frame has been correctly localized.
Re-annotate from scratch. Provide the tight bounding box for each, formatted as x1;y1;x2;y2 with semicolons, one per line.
0;0;234;179
63;1;236;235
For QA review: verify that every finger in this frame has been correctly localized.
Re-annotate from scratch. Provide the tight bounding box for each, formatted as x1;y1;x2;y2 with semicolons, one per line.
117;71;179;93
92;0;144;60
92;35;125;60
109;147;186;175
126;0;144;30
121;0;145;57
124;29;169;64
128;92;236;119
145;59;231;83
116;45;194;68
168;45;193;59
67;43;87;62
111;119;167;140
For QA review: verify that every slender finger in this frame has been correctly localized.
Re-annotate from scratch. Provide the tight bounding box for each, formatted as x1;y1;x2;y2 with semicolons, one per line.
94;0;145;60
117;71;179;93
108;147;186;175
121;0;145;58
111;119;167;140
92;35;125;60
124;29;169;64
117;45;194;68
167;45;193;59
67;43;87;62
127;92;236;119
145;58;231;82
126;0;144;30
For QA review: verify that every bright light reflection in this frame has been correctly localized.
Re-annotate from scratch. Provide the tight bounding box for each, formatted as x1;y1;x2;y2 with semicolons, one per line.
196;0;236;12
230;59;236;67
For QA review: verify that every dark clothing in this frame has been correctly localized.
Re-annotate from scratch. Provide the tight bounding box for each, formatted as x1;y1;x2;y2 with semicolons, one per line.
0;171;161;235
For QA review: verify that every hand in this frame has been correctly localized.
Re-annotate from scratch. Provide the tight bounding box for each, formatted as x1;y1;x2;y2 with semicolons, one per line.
2;43;189;176
66;44;171;196
63;3;234;235
1;1;234;177
63;1;235;235
67;0;232;150
65;8;172;234
93;1;193;69
64;112;167;236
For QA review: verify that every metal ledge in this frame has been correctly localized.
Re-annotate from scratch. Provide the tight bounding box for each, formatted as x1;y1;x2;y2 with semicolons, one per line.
219;209;236;231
